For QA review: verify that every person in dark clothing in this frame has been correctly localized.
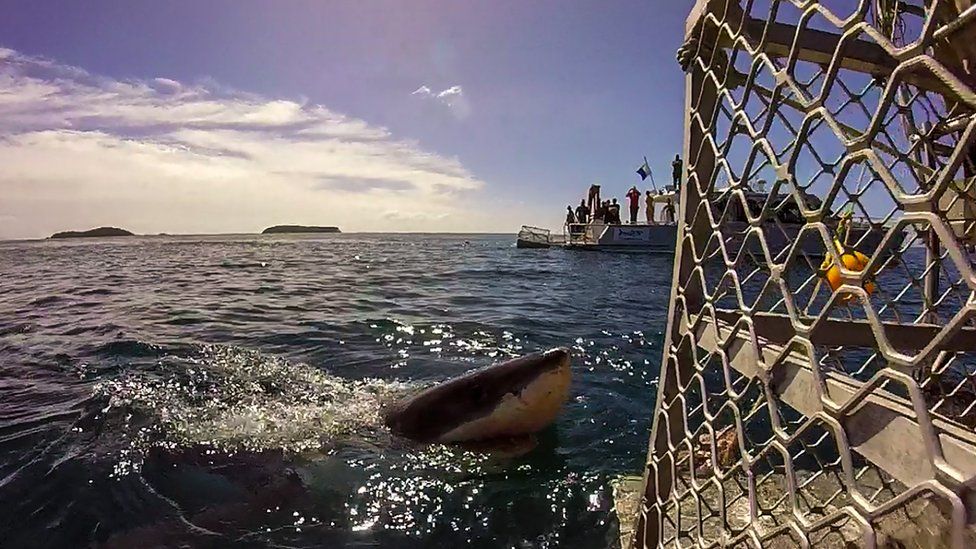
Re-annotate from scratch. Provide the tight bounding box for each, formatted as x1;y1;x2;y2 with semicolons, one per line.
596;200;609;223
626;186;641;224
645;190;655;224
587;184;601;219
575;200;590;224
607;198;621;224
566;205;586;237
671;154;683;187
664;197;676;224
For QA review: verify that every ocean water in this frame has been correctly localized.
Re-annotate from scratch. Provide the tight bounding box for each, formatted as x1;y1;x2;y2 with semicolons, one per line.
0;233;673;548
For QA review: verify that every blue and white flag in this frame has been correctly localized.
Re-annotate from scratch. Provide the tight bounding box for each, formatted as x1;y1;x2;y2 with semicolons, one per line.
636;158;652;181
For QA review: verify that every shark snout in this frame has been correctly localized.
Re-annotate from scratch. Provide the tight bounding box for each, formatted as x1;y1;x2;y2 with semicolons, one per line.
537;347;571;374
543;347;571;365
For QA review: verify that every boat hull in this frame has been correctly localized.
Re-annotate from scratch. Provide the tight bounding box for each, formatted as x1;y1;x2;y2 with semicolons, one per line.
565;223;677;252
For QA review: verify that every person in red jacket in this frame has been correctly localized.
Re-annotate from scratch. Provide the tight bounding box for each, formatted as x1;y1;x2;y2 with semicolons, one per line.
626;186;641;224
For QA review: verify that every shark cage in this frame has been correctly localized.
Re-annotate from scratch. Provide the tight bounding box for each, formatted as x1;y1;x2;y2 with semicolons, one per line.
633;0;976;547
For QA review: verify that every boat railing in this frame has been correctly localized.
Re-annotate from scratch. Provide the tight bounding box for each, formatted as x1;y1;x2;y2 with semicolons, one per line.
565;222;601;245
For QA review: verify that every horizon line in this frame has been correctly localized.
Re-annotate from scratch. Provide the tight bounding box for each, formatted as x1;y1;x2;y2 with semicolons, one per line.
0;230;518;243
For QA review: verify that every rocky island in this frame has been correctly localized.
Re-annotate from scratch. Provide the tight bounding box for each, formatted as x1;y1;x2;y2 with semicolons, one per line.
261;225;341;235
50;227;135;239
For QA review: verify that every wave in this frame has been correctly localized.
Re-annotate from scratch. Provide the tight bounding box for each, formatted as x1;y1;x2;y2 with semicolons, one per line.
93;345;412;455
28;295;64;306
93;339;166;358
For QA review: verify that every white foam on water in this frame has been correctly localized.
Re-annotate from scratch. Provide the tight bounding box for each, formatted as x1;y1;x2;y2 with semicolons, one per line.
94;345;411;454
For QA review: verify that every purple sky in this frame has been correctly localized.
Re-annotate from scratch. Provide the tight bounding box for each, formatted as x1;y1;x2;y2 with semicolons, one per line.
0;1;689;238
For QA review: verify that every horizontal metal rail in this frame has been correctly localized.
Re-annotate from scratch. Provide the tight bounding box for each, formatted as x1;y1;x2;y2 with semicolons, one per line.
684;312;976;503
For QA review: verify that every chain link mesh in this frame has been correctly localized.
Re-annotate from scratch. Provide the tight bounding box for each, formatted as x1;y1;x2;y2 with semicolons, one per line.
636;1;976;547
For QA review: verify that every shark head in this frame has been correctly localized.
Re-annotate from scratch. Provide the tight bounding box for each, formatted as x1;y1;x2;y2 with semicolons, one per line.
383;348;572;443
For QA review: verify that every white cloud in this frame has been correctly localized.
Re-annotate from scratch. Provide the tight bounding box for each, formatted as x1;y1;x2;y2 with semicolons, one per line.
0;49;488;238
436;86;463;100
383;210;451;222
150;77;182;94
411;84;470;119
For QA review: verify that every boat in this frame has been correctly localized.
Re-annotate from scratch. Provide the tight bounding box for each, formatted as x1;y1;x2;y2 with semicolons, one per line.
517;219;677;251
517;186;899;256
517;188;680;251
563;221;677;251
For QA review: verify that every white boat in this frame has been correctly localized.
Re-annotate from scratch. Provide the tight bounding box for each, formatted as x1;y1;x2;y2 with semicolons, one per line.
564;221;677;251
516;221;677;251
518;188;679;251
517;186;900;255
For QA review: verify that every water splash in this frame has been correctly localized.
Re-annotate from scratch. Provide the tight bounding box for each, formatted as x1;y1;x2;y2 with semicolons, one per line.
95;345;410;456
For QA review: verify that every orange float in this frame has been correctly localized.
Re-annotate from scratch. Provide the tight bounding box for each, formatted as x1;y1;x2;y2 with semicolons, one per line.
821;213;876;301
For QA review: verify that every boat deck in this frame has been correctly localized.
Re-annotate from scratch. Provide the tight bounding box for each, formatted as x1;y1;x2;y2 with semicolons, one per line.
518;223;678;251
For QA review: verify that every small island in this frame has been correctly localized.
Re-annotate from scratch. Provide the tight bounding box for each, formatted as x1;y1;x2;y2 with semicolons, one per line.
261;225;341;235
50;227;135;239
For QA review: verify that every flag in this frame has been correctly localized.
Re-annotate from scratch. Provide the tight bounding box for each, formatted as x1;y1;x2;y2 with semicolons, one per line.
636;158;652;181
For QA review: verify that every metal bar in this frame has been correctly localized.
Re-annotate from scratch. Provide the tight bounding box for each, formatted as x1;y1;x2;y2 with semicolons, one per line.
687;314;976;510
738;19;895;77
686;6;892;74
923;121;943;324
684;0;741;38
712;309;976;353
638;10;723;545
687;4;976;100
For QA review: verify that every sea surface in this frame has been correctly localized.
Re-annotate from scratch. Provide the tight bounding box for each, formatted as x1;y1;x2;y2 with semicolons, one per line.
0;233;673;548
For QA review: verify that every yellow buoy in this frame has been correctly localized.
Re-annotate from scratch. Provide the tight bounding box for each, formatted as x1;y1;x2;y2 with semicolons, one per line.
821;213;876;302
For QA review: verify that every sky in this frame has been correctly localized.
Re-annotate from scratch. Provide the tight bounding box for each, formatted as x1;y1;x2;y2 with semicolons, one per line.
0;0;689;239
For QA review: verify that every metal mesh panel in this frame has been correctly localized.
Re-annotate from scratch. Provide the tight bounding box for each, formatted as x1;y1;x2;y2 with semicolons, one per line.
636;1;976;547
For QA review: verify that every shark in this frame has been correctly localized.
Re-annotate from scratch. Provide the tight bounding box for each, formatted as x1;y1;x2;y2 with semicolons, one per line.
382;347;573;443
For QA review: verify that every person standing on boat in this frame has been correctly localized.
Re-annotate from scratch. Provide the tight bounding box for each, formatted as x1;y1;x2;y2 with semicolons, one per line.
575;200;590;224
626;186;641;224
608;199;621;224
566;205;585;238
671;154;683;187
645;190;655;224
596;200;609;223
664;197;676;224
587;184;601;218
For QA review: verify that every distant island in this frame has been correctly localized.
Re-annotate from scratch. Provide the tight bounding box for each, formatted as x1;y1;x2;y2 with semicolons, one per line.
50;227;134;239
261;225;341;234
